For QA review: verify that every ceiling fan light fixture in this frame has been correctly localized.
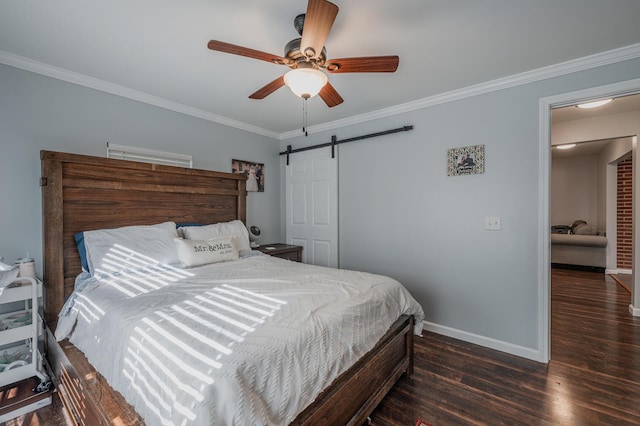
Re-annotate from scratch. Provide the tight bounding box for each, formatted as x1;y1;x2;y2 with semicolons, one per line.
576;99;613;109
284;68;328;99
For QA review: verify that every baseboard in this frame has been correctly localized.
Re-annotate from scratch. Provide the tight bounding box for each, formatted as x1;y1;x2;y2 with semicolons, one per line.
606;268;633;275
421;321;541;362
630;304;640;317
551;263;605;273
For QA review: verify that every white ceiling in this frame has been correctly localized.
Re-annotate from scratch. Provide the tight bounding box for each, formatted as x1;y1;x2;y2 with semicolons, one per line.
551;93;640;158
552;94;640;123
551;138;619;158
1;1;640;137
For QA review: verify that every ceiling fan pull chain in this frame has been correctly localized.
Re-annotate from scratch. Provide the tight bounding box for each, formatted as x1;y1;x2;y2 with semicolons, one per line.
302;97;309;137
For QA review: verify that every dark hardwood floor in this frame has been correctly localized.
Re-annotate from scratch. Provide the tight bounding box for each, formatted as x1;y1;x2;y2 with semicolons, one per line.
370;268;640;425
3;268;639;425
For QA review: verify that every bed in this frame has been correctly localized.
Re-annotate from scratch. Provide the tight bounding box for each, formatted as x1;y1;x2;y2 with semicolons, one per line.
40;150;424;425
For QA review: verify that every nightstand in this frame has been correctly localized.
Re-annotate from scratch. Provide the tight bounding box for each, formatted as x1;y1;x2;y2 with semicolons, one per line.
255;244;303;262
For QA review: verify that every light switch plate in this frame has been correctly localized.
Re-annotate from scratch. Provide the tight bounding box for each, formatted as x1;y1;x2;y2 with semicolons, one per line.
485;216;502;231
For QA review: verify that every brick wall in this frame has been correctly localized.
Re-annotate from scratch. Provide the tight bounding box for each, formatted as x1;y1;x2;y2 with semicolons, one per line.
617;157;633;269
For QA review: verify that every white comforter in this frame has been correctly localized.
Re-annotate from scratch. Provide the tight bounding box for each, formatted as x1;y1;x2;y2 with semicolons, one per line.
56;254;424;425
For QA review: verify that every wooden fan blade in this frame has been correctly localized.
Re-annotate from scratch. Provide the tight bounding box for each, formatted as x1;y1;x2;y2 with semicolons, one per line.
319;82;343;107
249;75;286;99
207;40;286;65
300;0;339;60
325;56;399;73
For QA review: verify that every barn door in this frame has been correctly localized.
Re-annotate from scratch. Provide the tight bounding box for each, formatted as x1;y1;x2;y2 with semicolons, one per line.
285;147;338;267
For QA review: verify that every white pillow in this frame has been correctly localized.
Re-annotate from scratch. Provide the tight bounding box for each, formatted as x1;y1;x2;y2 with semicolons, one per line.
182;220;251;251
174;236;239;268
83;221;180;275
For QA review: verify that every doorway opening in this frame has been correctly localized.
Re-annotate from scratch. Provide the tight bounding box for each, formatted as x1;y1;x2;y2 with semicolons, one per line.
538;78;640;363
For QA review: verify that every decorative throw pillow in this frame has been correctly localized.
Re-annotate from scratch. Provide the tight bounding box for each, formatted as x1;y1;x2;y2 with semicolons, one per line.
574;223;598;235
174;236;239;268
182;220;251;251
570;220;587;234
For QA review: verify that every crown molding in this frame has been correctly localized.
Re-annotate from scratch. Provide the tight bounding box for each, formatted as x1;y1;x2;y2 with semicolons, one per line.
0;50;280;140
280;42;640;140
2;42;639;142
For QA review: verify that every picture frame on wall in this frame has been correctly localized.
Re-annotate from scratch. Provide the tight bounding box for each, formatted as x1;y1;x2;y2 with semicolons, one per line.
232;159;264;192
447;144;485;176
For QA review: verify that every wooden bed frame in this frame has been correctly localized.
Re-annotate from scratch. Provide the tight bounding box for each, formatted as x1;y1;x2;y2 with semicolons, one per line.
41;150;414;425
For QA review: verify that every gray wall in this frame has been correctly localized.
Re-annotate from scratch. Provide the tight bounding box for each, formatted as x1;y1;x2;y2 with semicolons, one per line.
0;63;281;275
281;57;640;358
551;155;599;228
548;138;633;237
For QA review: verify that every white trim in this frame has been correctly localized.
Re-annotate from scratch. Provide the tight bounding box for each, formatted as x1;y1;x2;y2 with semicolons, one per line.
1;43;640;141
107;142;193;168
540;79;640;109
605;164;618;270
630;304;640;316
282;43;640;139
422;321;540;362
538;77;640;364
537;98;551;363
0;50;280;140
606;268;633;275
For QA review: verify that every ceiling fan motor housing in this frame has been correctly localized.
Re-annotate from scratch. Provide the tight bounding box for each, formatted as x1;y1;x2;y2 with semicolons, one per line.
294;14;306;36
284;38;326;68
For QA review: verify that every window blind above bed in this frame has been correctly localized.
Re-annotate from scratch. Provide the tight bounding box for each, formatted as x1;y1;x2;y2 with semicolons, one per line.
107;142;193;168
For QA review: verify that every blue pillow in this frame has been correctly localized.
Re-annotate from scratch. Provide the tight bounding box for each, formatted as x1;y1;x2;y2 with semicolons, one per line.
176;222;203;228
74;232;89;272
176;222;204;238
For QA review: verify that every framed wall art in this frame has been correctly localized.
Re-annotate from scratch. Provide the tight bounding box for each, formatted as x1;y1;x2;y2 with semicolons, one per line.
447;144;485;176
232;159;264;192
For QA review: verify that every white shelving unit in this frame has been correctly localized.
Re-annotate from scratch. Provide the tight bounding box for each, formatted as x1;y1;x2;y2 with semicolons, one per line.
0;277;51;421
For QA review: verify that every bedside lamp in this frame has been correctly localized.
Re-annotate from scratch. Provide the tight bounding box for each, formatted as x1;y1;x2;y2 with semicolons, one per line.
249;226;261;248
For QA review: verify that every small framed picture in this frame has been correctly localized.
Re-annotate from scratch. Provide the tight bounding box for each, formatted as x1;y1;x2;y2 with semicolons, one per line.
447;144;485;176
232;159;264;192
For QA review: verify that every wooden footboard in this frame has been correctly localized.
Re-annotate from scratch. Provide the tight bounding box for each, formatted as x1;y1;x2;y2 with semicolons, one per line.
292;315;414;425
46;329;144;425
46;316;414;425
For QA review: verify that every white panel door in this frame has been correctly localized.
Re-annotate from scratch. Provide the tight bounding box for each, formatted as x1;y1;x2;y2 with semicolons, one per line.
286;147;338;267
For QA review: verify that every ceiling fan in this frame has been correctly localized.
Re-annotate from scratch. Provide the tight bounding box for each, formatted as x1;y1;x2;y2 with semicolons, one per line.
207;0;399;108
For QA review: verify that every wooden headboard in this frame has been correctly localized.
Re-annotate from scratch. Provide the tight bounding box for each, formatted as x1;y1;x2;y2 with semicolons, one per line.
40;150;246;327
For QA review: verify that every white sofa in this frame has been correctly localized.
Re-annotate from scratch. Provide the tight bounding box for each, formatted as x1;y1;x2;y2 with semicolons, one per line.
551;233;607;269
